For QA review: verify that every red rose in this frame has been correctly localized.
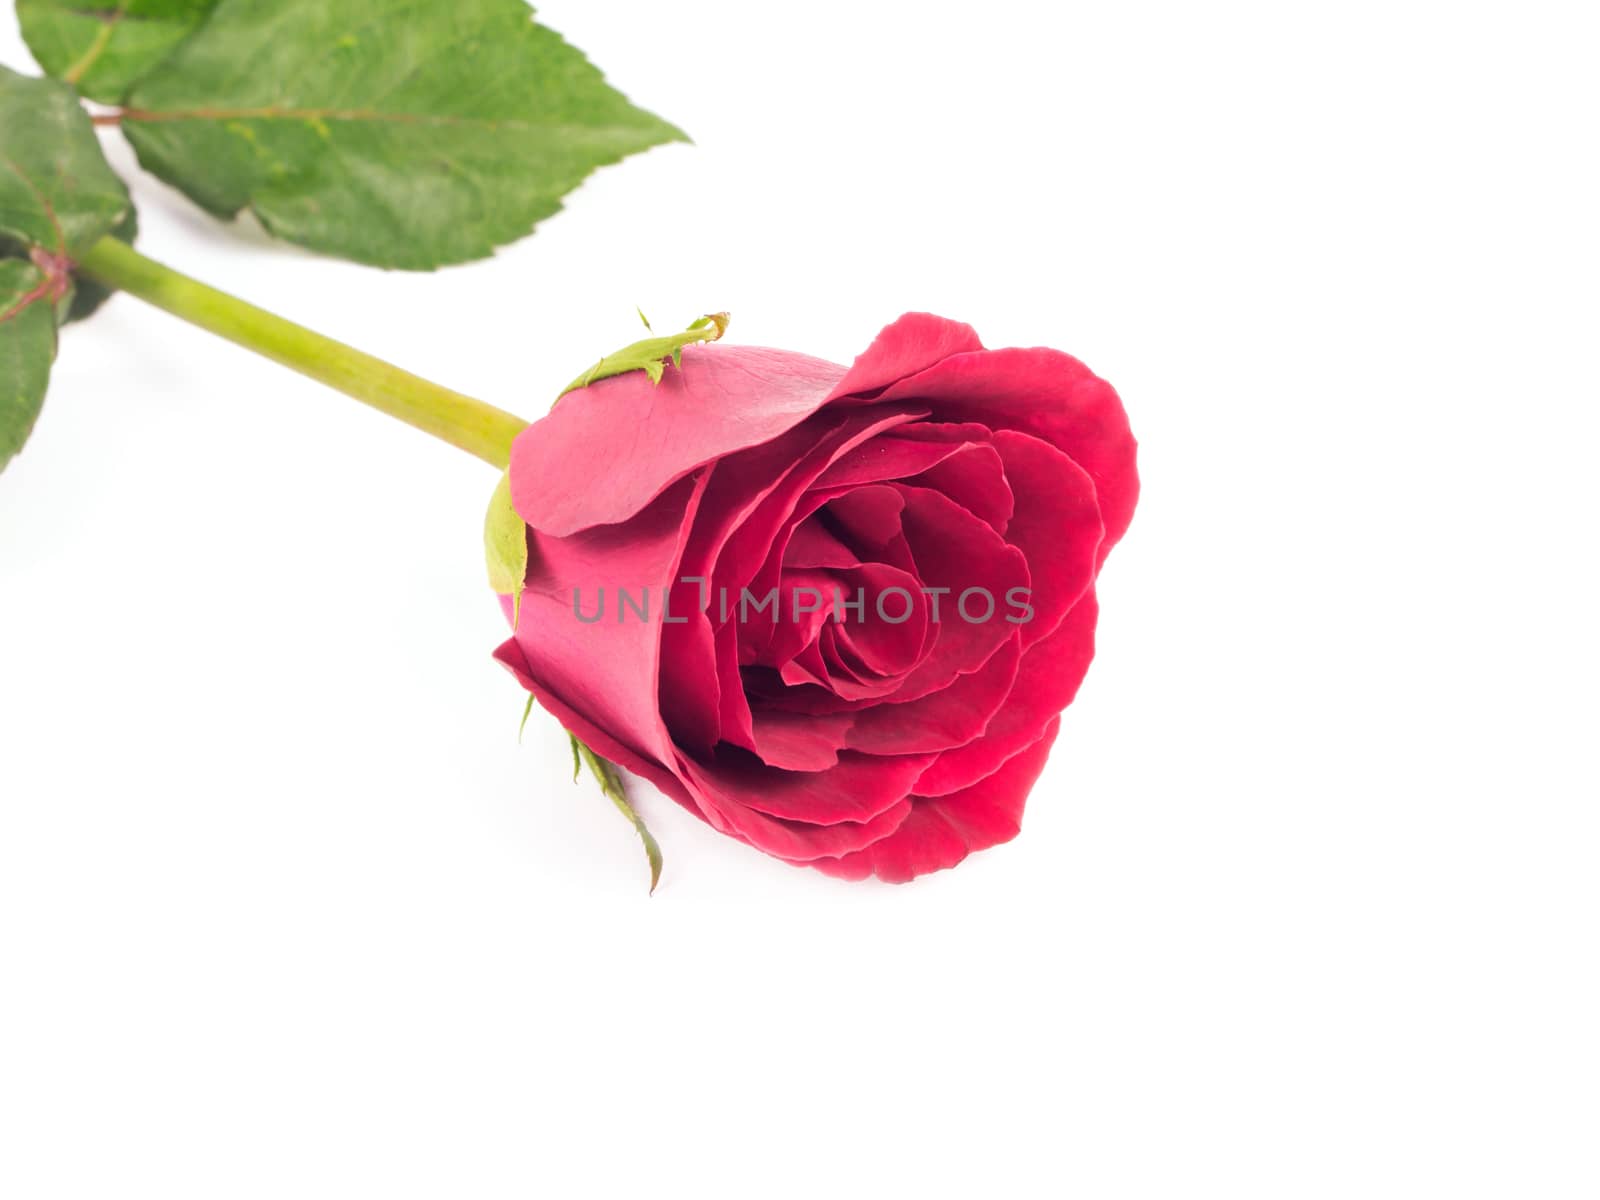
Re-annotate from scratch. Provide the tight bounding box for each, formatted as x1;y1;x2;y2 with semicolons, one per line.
494;313;1137;881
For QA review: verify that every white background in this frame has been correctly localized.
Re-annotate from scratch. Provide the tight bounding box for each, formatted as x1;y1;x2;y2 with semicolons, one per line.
2;2;1597;1196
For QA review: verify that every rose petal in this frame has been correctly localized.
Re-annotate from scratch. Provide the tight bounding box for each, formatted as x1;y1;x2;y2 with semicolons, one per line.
511;345;846;537
676;753;916;861
915;593;1098;796
764;569;837;669
992;429;1102;646
842;630;1023;755
493;638;710;824
658;581;721;753
509;472;708;766
808;716;1061;882
907;442;1013;535
781;516;860;569
717;409;927;665
875;346;1139;559
886;484;1029;701
682;406;925;751
825;312;985;402
824;561;932;679
685;745;935;825
746;709;854;771
813;430;977;490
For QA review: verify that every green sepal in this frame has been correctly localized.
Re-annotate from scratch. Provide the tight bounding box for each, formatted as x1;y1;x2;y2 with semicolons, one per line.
483;469;528;630
560;312;730;399
574;739;663;894
518;692;537;745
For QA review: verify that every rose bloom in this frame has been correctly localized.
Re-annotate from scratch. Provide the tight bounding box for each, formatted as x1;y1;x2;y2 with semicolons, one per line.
495;314;1137;881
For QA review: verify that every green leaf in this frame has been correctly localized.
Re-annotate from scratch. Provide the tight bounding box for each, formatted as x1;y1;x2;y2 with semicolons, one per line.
0;260;60;471
560;312;729;399
118;0;687;269
17;0;220;104
0;67;134;256
575;740;663;894
483;469;528;629
0;67;135;470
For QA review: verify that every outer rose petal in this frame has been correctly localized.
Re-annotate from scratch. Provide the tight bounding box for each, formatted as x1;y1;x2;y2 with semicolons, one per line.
991;430;1103;646
808;717;1062;883
677;754;915;862
509;473;708;767
493;639;712;825
825;312;984;402
510;345;845;537
686;746;935;826
875;346;1139;557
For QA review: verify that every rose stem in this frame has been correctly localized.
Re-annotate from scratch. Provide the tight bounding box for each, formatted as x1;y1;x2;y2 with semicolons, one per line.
74;236;529;469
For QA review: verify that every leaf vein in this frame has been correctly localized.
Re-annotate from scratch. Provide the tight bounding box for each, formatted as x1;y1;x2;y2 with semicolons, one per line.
61;0;130;85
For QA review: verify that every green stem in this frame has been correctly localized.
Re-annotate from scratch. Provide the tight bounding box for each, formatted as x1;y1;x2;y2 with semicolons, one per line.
75;237;528;468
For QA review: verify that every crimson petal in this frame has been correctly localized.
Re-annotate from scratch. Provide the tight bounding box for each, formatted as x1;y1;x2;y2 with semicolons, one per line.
915;594;1098;796
824;312;984;403
875;346;1139;559
992;430;1102;646
809;717;1061;882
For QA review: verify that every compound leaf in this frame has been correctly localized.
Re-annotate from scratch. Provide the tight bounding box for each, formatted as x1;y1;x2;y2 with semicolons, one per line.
0;67;133;256
17;0;220;104
119;0;687;269
0;260;60;470
0;67;135;470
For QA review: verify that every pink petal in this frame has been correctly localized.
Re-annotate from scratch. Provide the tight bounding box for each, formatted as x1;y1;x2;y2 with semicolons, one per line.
992;430;1103;646
746;709;854;771
658;581;721;753
511;345;845;537
764;569;837;669
781;516;860;569
915;594;1098;796
823;561;932;679
886;484;1029;701
676;754;915;861
907;442;1013;535
876;346;1139;558
813;430;977;490
808;717;1061;882
825;312;985;402
509;472;709;766
842;630;1023;755
493;638;711;825
685;746;934;825
716;410;927;664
